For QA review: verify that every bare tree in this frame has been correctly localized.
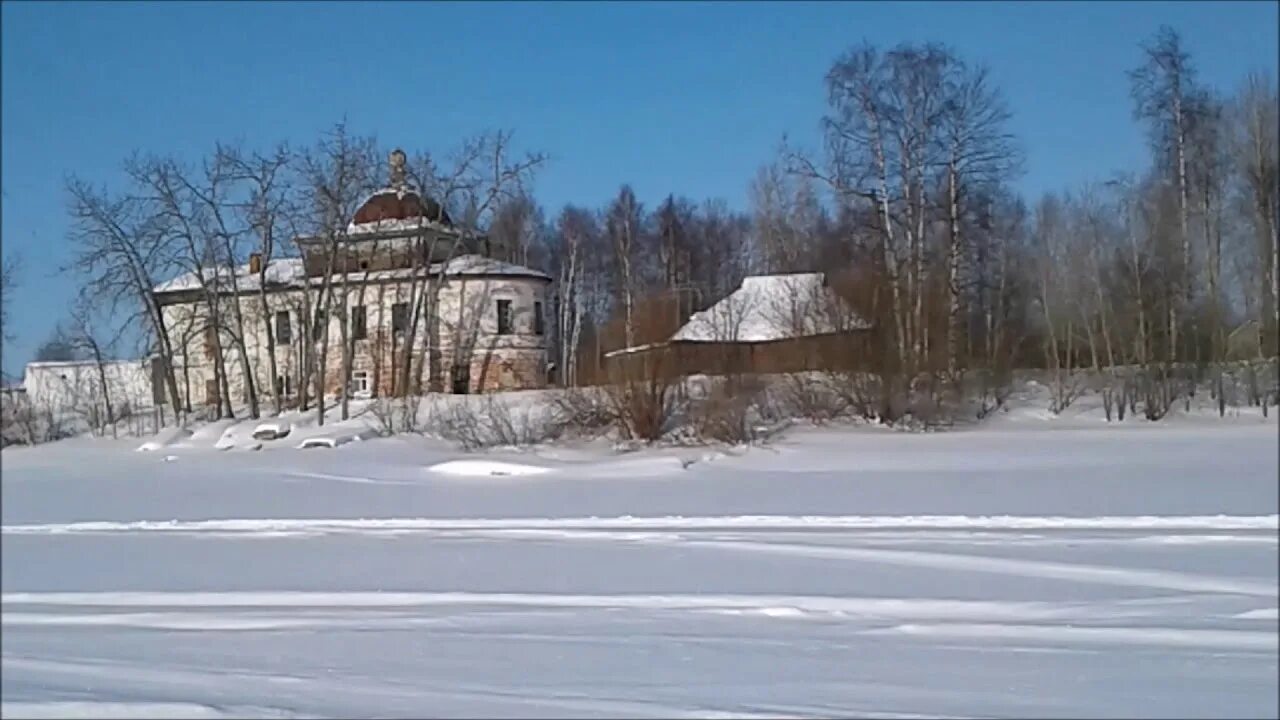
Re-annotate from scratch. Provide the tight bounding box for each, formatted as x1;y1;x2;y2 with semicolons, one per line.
1130;25;1200;363
939;58;1020;374
64;175;185;423
224;143;296;415
1;252;19;347
606;185;642;349
1232;72;1279;357
552;206;594;387
298;123;379;423
65;291;120;437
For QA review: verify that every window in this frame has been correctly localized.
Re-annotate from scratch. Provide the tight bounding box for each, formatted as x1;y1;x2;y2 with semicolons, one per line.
351;305;367;341
312;310;327;342
534;301;544;336
392;302;409;336
349;370;370;397
496;299;512;335
275;375;293;397
274;311;291;346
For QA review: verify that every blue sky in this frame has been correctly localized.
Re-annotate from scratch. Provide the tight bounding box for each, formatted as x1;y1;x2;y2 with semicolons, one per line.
2;0;1277;375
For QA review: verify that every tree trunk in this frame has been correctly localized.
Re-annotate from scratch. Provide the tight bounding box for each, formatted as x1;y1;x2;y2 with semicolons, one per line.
945;157;962;375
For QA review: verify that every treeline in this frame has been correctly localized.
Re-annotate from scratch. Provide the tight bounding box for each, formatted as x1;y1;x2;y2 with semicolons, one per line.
511;28;1278;419
32;25;1280;429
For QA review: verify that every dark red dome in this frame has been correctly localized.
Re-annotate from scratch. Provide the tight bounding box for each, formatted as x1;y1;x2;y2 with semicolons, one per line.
352;189;451;226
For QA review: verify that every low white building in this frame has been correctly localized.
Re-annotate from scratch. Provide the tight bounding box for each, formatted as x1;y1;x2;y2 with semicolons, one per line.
22;359;158;419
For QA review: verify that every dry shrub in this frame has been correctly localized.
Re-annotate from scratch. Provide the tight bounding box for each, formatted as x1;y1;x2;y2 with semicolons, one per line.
429;395;566;450
368;396;426;435
778;372;849;424
1047;369;1087;415
1135;365;1180;421
552;387;616;437
601;352;682;443
692;375;773;444
1;395;72;447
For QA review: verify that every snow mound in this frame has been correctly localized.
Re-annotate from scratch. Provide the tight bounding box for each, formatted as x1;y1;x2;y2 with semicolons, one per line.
427;459;553;477
135;427;192;452
252;421;292;441
298;436;349;450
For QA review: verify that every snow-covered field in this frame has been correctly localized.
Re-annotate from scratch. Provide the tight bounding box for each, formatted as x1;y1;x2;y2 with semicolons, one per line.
1;396;1277;718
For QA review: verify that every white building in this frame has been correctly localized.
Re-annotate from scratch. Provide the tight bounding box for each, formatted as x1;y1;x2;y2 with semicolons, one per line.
151;149;552;410
22;359;157;419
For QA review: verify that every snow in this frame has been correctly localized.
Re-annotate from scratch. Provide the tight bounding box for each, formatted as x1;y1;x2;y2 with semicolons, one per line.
134;426;191;452
427;459;553;477
1;399;1276;718
151;254;549;295
151;258;307;294
252;421;291;440
671;273;869;343
346;215;453;236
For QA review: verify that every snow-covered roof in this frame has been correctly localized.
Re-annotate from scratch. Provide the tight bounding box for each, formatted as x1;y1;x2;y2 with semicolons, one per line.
152;254;548;295
345;215;456;236
24;360;145;369
669;273;869;344
151;258;307;294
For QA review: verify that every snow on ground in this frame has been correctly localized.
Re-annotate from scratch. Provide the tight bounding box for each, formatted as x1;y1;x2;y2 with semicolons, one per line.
1;393;1277;718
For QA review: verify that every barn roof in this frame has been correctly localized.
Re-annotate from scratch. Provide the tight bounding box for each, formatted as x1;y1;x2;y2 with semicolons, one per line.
669;272;869;343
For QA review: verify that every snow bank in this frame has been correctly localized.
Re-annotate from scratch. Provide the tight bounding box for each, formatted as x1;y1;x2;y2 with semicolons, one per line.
135;427;192;452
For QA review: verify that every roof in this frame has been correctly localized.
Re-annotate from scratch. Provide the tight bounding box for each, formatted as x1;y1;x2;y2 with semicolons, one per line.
152;254;549;295
343;215;457;237
351;186;451;229
152;258;307;294
669;273;869;343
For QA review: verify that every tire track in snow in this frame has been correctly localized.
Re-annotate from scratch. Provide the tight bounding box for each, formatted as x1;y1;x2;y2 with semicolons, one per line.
865;622;1279;652
4;514;1276;536
669;537;1278;597
0;591;1093;622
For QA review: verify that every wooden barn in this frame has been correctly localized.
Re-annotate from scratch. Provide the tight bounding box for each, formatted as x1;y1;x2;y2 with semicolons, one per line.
603;273;877;380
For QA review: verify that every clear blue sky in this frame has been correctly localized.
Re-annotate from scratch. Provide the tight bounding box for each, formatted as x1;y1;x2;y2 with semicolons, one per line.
2;0;1277;376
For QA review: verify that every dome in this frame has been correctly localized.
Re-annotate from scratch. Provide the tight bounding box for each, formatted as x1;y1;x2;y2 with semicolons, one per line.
350;147;453;227
351;189;451;226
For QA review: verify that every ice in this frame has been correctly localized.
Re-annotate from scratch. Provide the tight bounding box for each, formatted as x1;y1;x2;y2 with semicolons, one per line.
2;407;1276;718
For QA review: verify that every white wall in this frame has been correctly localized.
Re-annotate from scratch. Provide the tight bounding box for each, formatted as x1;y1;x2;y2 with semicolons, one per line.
23;360;156;419
159;273;550;407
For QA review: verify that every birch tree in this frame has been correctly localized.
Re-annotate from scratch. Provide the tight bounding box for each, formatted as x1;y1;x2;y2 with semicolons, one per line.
1232;72;1279;356
1130;25;1199;362
606;185;642;349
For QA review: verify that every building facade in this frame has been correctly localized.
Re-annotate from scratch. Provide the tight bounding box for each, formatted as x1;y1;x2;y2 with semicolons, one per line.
152;151;552;410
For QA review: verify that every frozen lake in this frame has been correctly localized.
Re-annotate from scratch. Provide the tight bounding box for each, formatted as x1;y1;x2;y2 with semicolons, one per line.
2;419;1276;718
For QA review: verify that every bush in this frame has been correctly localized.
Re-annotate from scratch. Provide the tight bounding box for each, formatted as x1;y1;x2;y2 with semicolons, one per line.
429;395;567;450
691;375;772;444
551;387;617;437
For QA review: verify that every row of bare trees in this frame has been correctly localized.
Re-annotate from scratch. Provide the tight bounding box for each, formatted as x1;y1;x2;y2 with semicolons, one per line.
524;29;1275;423
58;123;543;428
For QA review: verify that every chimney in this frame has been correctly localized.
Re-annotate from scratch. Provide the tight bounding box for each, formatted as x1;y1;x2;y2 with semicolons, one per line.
249;253;262;275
